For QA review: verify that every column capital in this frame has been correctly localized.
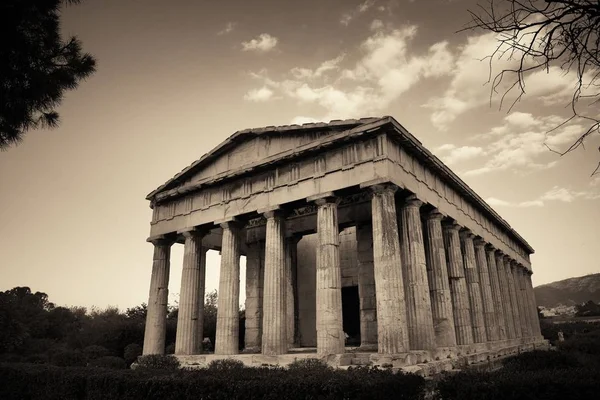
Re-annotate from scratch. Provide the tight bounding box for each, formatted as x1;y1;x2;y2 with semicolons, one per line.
177;227;209;239
473;237;486;248
424;209;444;221
442;219;461;231
502;254;511;262
485;243;496;252
402;194;423;208
216;218;243;231
147;235;175;246
259;206;287;220
364;183;399;195
307;192;340;206
459;228;474;240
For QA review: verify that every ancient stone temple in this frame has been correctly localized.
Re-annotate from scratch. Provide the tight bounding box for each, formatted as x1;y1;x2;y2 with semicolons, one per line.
142;116;547;372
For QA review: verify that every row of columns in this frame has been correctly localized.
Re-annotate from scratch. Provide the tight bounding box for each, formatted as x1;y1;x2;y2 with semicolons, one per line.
142;183;541;356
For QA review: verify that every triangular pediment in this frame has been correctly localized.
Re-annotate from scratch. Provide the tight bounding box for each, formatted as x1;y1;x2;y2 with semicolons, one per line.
146;117;385;200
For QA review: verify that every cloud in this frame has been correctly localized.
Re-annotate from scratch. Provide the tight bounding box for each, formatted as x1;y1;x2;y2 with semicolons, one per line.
217;22;236;35
463;112;586;176
290;116;321;125
486;186;600;208
242;33;278;52
370;19;384;31
243;86;274;102
290;55;345;80
435;145;484;165
340;0;376;26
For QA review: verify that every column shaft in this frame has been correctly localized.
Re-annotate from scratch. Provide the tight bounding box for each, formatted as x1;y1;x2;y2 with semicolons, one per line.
516;266;531;338
486;247;507;340
371;185;409;353
285;237;299;348
175;231;207;355
496;252;516;339
143;239;172;355
315;198;345;355
443;223;473;345
244;241;264;352
460;231;487;343
474;239;499;342
424;211;457;348
262;212;287;355
357;224;378;347
505;258;522;339
399;196;436;350
525;273;542;337
215;222;242;355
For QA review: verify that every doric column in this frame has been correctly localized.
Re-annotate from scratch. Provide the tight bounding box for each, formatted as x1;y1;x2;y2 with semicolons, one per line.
460;229;487;343
315;196;345;355
525;271;542;337
474;238;499;342
423;210;456;348
261;210;287;355
356;224;378;348
516;265;531;338
442;221;473;345
175;229;207;355
285;236;301;348
143;237;173;355
370;184;409;353
399;195;436;350
495;251;515;339
244;240;264;352
486;245;507;340
215;221;242;355
504;256;522;339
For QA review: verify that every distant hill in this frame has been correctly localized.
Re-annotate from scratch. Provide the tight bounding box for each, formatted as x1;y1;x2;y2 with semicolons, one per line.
534;273;600;308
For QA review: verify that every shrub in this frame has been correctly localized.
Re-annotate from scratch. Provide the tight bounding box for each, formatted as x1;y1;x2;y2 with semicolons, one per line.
83;345;110;360
502;349;581;371
134;354;180;371
287;357;333;374
49;349;86;367
123;343;142;366
89;356;127;370
165;343;175;355
207;358;246;371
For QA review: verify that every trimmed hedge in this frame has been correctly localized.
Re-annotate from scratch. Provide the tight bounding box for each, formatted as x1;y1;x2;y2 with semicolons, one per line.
0;362;426;400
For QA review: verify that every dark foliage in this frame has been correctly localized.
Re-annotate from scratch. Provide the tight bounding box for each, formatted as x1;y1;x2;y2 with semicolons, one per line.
134;355;180;371
89;356;127;370
0;0;96;149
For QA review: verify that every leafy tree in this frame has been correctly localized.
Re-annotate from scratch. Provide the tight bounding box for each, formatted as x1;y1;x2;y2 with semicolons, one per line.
575;300;600;317
463;0;600;175
0;0;96;150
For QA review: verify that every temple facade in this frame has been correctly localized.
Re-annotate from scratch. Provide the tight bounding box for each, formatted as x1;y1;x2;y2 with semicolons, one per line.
142;116;546;370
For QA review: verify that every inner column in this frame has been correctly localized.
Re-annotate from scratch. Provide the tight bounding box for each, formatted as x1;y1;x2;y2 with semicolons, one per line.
356;223;378;349
460;229;487;344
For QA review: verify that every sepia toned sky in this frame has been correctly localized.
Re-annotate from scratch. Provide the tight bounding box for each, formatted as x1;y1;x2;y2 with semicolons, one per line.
1;0;598;310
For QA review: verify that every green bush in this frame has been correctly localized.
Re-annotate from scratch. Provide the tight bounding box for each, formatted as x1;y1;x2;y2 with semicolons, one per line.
89;356;127;370
134;354;180;371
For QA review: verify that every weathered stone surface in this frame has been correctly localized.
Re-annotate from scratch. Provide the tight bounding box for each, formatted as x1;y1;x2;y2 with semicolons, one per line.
175;231;207;355
486;246;507;340
315;197;345;355
399;195;436;350
424;210;457;348
504;257;523;339
244;240;264;352
143;239;173;355
215;222;242;355
262;211;287;355
495;252;516;339
285;236;300;348
525;272;542;337
370;184;409;353
474;238;499;342
460;229;487;343
442;222;473;345
516;266;532;338
356;224;378;347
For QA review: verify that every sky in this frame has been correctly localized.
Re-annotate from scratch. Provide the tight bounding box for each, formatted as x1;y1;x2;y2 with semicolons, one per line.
1;0;599;310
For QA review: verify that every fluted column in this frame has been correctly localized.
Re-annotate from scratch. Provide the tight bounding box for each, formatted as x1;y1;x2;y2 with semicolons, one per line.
370;184;409;353
496;251;515;339
460;230;487;343
516;265;531;338
525;271;542;337
474;238;499;342
424;210;456;348
215;221;242;355
504;256;522;339
486;245;507;340
244;240;264;352
356;224;378;348
143;238;173;355
262;210;287;355
315;196;345;355
175;229;207;355
399;195;436;350
442;221;473;345
285;236;300;348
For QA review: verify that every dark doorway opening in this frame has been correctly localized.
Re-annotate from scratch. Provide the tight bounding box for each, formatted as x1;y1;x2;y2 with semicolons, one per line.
342;286;360;346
